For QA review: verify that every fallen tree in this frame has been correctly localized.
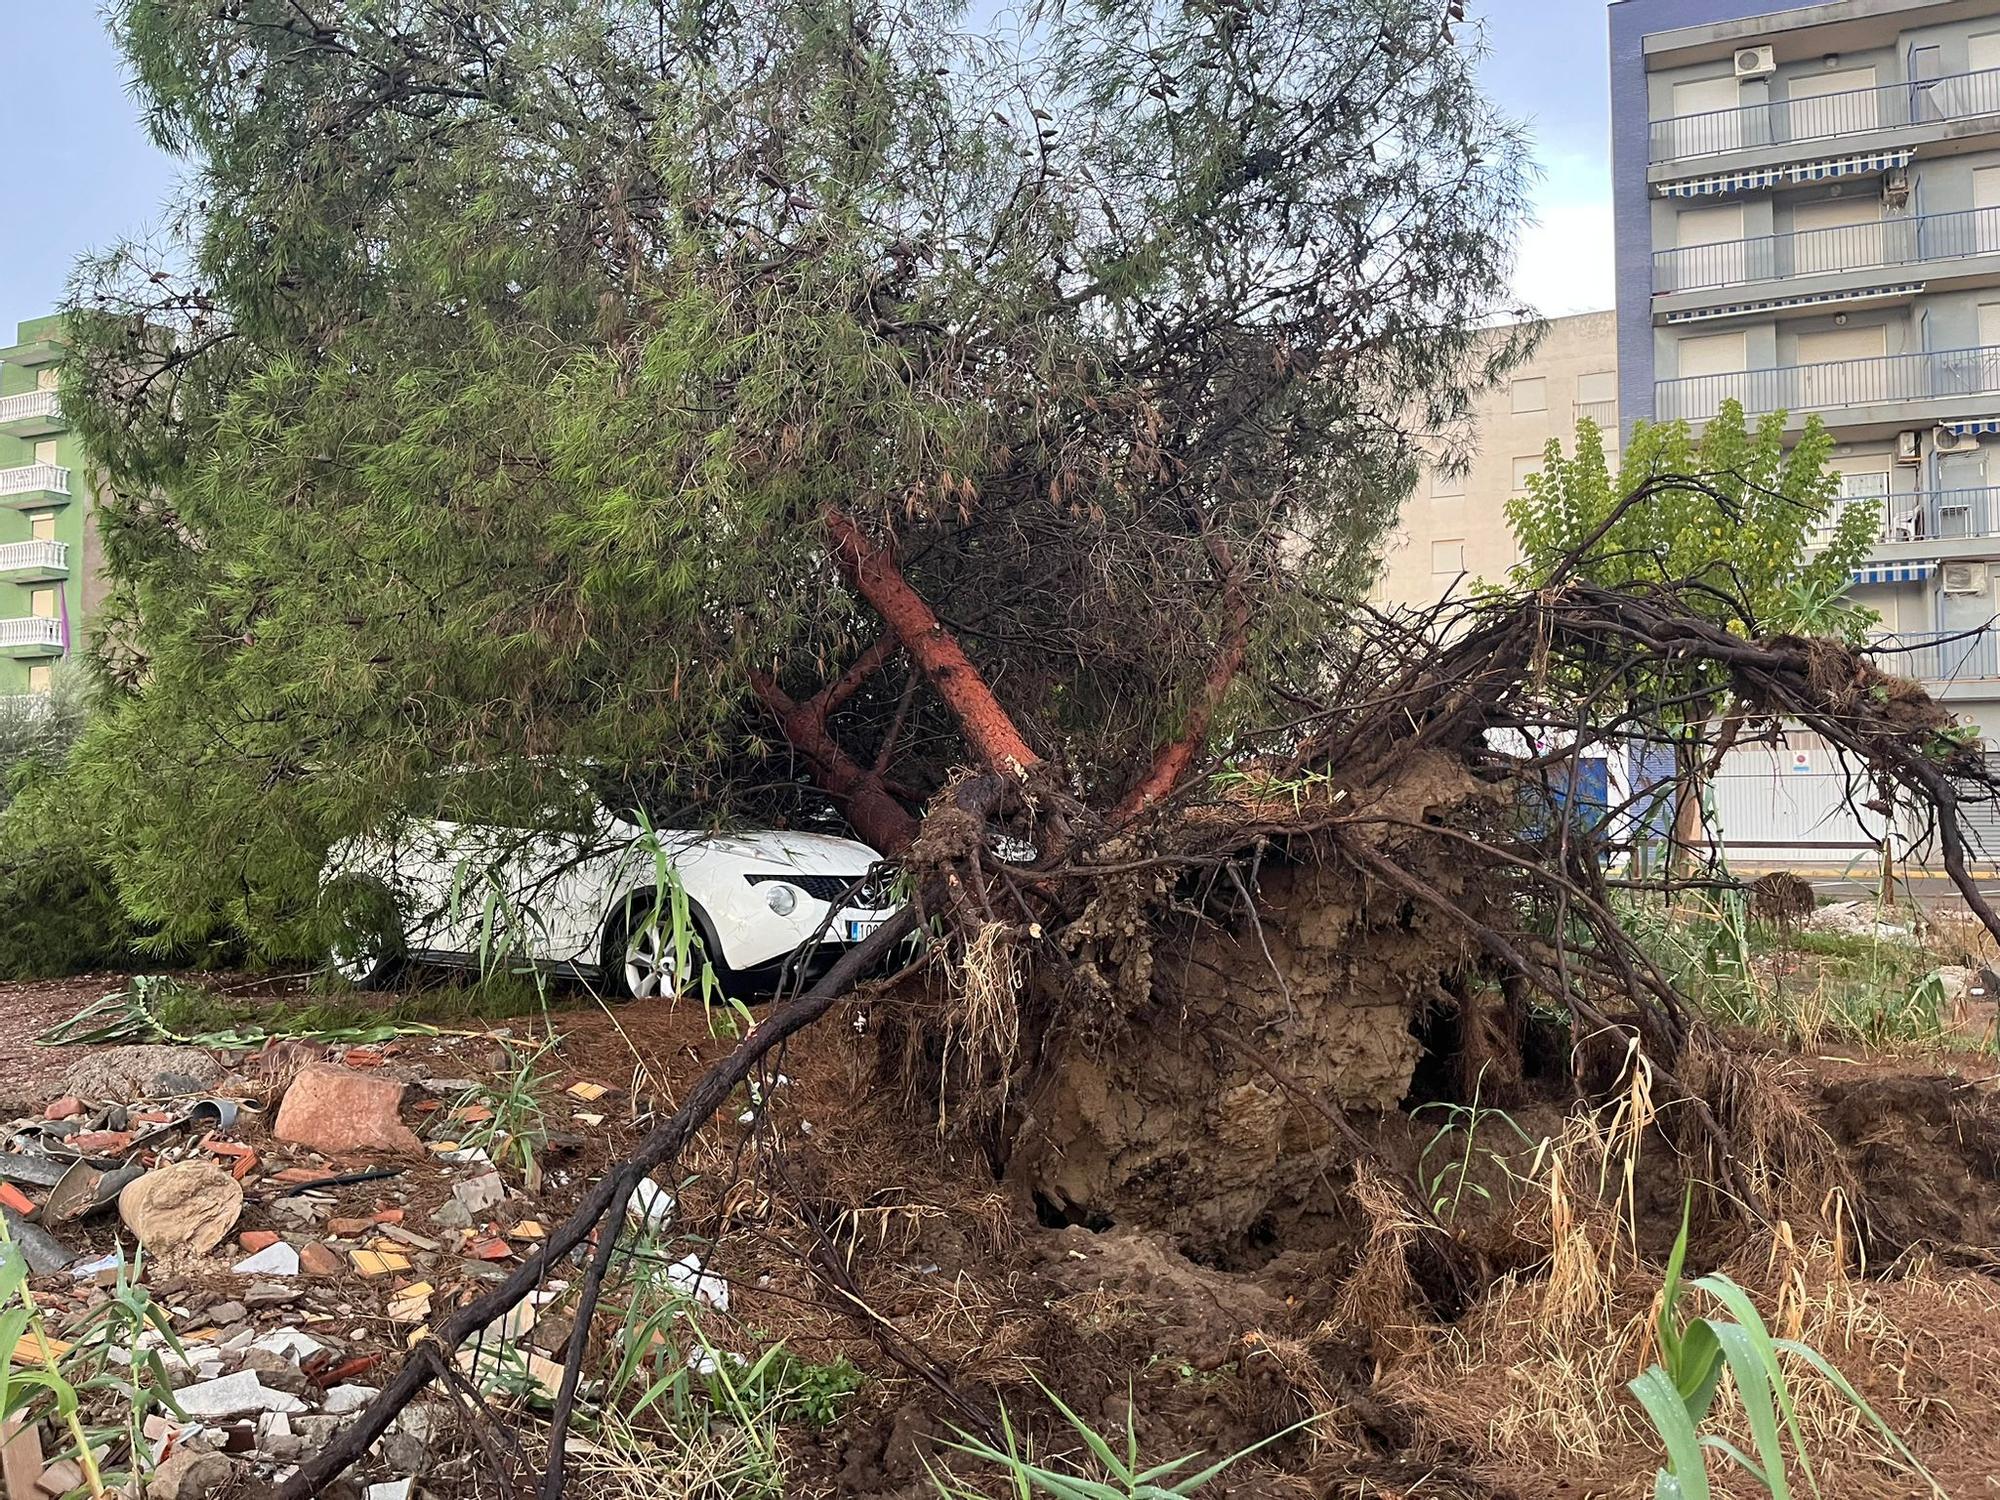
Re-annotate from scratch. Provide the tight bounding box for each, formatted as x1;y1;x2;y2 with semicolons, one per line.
273;546;2000;1496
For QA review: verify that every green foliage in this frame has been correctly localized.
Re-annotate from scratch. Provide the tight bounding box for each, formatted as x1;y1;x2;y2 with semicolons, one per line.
1630;1198;1939;1499
1413;1063;1534;1225
1506;405;1876;643
61;0;1536;956
439;1039;552;1190
931;1381;1309;1499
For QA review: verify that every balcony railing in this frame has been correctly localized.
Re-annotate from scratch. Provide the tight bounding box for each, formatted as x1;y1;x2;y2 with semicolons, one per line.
1869;628;1999;684
0;541;69;574
0;464;68;498
1655;342;2000;422
1651;65;2000;163
1654;205;2000;294
0;391;59;426
1574;398;1618;428
0;618;64;650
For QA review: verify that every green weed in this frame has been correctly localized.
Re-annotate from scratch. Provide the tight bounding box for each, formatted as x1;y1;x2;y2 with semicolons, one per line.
1630;1197;1942;1499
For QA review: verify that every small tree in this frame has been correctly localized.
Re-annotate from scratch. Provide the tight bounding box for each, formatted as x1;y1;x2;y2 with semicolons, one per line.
1504;402;1880;869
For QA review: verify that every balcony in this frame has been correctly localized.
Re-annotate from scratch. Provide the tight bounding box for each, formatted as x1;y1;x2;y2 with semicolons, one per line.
0;464;69;510
1654;343;2000;423
0;542;69;581
0;390;61;439
1655;205;2000;295
1651;66;2000;164
1574;398;1618;428
1869;629;1999;685
0;618;64;656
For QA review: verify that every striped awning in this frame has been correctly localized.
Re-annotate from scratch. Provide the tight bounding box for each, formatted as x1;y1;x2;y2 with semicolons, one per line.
1941;416;2000;437
1850;561;1934;585
1663;282;1924;324
1656;148;1914;199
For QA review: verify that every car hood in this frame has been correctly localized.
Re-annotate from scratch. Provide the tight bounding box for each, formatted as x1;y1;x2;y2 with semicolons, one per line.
684;829;884;872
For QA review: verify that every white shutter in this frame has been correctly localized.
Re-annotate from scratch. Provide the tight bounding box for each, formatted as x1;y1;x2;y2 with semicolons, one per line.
1791;196;1883;275
1678;331;1748;378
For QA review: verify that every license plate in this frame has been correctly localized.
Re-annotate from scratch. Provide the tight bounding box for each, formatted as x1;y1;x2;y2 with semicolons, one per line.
845;918;885;943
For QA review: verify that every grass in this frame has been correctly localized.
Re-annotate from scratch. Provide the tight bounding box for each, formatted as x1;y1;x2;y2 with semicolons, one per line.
1631;1197;1941;1500
437;1038;553;1189
37;966;572;1048
928;1381;1310;1499
1621;891;1977;1051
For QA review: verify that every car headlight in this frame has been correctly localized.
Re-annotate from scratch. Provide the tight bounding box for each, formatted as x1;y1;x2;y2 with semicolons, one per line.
764;884;798;916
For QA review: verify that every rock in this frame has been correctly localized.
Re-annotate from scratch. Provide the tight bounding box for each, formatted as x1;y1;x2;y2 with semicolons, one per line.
243;1280;300;1306
239;1230;281;1254
293;1415;345;1445
321;1385;379;1415
298;1241;345;1278
175;1370;306;1419
375;1431;425;1473
273;1065;422;1156
60;1045;225;1100
202;1301;248;1327
259;1411;294;1442
240;1349;308;1394
365;1482;412;1500
428;1199;472;1230
269;1197;331;1229
453;1172;505;1217
145;1448;234;1500
232;1242;299;1277
42;1097;82;1121
326;1218;374;1238
36;1459;84;1496
250;1330;327;1362
119;1162;244;1257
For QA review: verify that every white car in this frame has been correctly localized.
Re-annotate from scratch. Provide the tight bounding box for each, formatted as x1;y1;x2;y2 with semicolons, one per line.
321;770;898;1000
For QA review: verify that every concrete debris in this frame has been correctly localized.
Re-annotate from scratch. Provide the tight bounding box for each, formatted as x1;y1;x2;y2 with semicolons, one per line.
231;1242;300;1277
321;1385;381;1416
364;1480;413;1500
60;1045;226;1100
626;1177;676;1230
144;1447;235;1500
118;1161;244;1256
452;1171;506;1217
174;1370;307;1419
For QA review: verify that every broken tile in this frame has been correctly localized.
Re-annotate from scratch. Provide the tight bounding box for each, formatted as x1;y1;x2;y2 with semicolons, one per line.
350;1250;410;1277
231;1243;299;1277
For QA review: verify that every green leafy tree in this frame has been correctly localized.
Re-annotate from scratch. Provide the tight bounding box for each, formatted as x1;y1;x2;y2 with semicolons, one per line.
1504;402;1879;866
55;0;1534;957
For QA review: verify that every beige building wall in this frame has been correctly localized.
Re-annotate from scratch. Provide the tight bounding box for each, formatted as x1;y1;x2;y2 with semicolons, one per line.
1373;309;1620;609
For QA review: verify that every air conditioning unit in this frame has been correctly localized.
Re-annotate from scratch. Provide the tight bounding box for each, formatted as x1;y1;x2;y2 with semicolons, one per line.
1735;45;1776;78
1897;429;1923;464
1935;424;1969;453
1943;561;1989;595
1884;168;1911;207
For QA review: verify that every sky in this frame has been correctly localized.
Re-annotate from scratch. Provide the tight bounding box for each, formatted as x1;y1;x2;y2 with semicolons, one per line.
0;0;1619;328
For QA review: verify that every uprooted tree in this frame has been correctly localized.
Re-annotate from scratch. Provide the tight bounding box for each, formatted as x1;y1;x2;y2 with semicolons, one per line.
40;0;2000;1496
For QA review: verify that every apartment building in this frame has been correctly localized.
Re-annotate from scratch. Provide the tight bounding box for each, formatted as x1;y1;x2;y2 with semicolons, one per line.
0;315;102;699
1373;309;1621;607
1613;0;2000;739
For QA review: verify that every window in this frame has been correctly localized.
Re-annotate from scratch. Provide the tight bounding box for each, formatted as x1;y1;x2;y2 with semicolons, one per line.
1510;377;1547;414
1678;331;1747;378
27;589;56;620
1669;75;1741;156
1577;371;1617;406
31;441;56;467
1430;539;1466;576
33;368;56;393
1972;33;2000;74
1784;66;1879;134
1791;195;1883;275
27;514;54;543
25;665;51;695
1794;324;1886;409
1820;470;1890;543
1674;203;1748;287
1511;454;1543;492
1429;466;1465;499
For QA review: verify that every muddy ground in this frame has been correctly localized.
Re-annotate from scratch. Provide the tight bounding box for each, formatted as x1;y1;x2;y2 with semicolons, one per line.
5;964;2000;1500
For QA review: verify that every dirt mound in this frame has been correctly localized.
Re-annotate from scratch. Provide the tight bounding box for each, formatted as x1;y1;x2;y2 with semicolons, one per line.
1011;859;1459;1261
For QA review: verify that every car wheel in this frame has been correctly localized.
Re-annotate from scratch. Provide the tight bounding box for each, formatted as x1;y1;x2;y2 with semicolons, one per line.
602;895;719;1003
326;878;406;990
